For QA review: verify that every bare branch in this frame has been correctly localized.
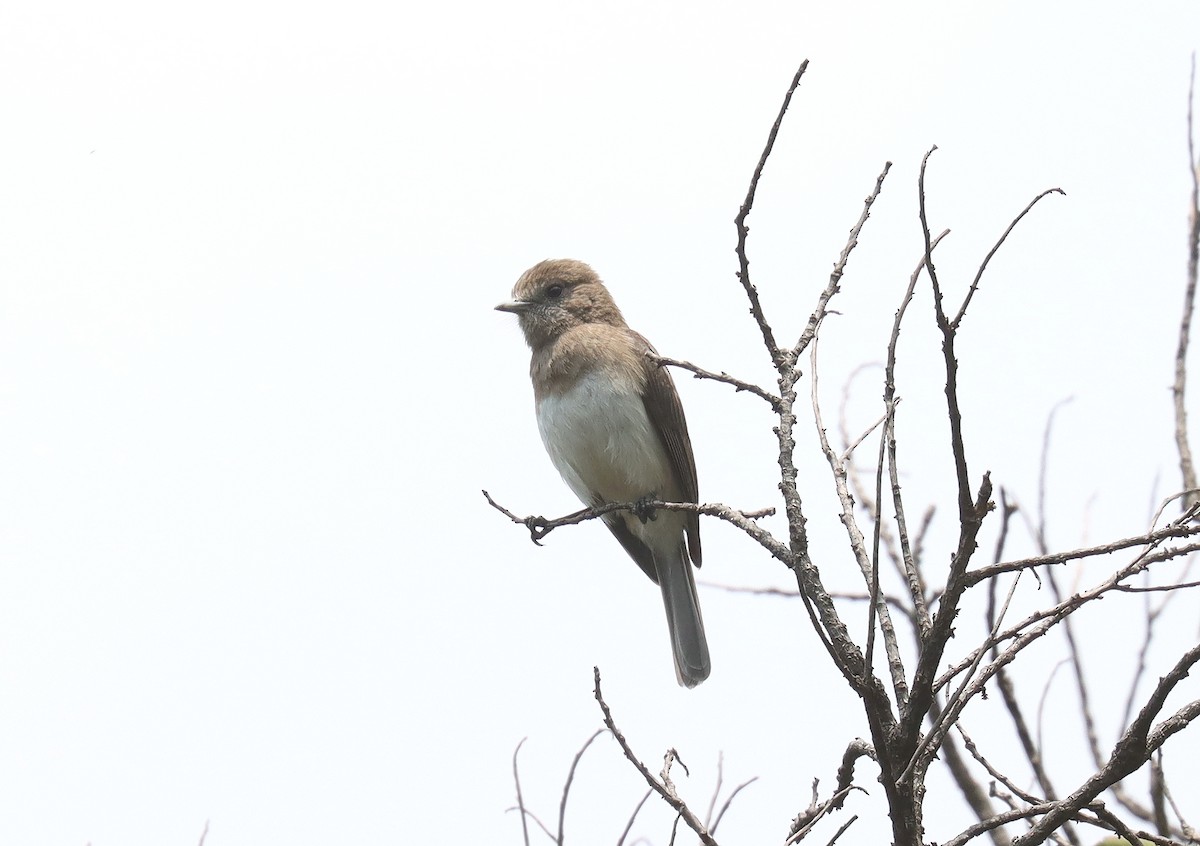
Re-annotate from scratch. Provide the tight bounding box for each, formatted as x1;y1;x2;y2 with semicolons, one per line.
558;730;606;846
1151;491;1200;532
789;780;822;839
956;719;1042;805
1036;399;1075;553
1176;52;1200;510
616;790;653;846
944;802;1061;846
883;229;951;640
1042;563;1105;772
513;738;533;846
704;752;725;830
648;352;782;410
1152;754;1170;836
1157;753;1199;842
735;60;809;367
811;337;909;705
841;406;890;464
1117;540;1198;744
692;751;750;838
1114;578;1200;593
903;472;992;771
1013;644;1200;845
865;413;887;694
905;149;1006;759
483;490;785;562
834;738;876;805
901;571;1024;784
953;188;1066;330
660;748;691;801
710;776;758;836
668;812;682;846
1089;802;1154;846
929;711;1011;846
701;581;921;632
963;520;1200;587
793;161;894;359
787;784;863;845
937;530;1200;702
823;815;859;846
593;667;719;846
983;495;1075;834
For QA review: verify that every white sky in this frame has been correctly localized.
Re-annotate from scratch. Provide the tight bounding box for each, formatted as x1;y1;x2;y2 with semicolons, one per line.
1;1;1198;844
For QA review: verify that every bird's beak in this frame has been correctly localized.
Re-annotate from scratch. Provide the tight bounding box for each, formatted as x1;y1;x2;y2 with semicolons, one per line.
495;299;533;314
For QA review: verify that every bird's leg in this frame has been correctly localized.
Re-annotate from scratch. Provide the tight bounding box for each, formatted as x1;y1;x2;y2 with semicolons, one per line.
632;494;659;524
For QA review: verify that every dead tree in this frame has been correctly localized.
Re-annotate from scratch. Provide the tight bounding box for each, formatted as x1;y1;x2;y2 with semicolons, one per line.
489;59;1200;846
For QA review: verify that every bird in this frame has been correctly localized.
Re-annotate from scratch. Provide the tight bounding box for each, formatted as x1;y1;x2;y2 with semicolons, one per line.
496;259;710;687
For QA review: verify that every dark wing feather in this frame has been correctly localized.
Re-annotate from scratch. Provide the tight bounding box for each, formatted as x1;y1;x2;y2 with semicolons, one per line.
601;513;660;583
633;331;702;567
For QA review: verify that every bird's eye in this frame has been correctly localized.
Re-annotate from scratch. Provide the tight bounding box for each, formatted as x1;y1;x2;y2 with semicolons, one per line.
545;283;565;299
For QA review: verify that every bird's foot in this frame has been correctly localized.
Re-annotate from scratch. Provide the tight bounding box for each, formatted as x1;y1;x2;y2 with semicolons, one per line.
632;495;659;524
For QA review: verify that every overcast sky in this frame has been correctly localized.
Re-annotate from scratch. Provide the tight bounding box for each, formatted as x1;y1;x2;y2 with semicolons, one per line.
2;2;1198;844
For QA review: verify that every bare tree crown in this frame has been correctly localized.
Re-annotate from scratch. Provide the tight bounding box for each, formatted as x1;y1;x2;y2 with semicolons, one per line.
489;58;1200;846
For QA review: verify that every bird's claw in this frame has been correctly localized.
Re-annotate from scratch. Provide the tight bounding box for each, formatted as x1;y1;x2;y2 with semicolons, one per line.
632;495;659;524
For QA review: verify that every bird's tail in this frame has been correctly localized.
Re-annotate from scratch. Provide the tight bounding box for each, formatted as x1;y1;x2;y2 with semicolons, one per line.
655;545;711;688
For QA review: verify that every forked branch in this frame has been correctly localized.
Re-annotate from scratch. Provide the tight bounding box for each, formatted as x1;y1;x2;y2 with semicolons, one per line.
594;667;719;846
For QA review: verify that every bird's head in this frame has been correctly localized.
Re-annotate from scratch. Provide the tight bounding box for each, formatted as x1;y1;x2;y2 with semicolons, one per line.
496;259;627;349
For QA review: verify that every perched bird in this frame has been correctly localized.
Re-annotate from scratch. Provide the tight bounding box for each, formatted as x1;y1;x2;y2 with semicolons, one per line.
496;259;710;687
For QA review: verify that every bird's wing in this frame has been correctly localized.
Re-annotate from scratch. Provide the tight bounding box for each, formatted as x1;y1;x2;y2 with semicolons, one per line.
600;511;660;583
633;331;702;567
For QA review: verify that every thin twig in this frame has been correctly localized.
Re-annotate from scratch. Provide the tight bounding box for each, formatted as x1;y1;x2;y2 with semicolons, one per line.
786;785;861;845
1036;399;1075;553
841;407;891;464
1151;754;1169;836
942;803;1059;846
811;337;908;704
1158;754;1199;842
904;147;997;763
704;753;724;830
1044;561;1113;771
710;777;758;836
735;60;809;367
936;534;1200;697
883;229;950;642
1120;564;1171;737
1088;802;1153;846
865;421;886;687
616;790;653;846
952;188;1066;330
956;720;1041;805
900;571;1023;784
649;352;781;411
558;730;606;846
701;581;918;626
1013;644;1200;845
483;490;784;561
963;520;1200;587
1113;578;1200;592
514;738;532;846
593;667;718;846
932;706;1011;846
824;815;859;846
792;161;894;359
1175;52;1200;510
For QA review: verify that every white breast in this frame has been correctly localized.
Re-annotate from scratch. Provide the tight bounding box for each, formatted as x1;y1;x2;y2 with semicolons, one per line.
536;370;674;507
